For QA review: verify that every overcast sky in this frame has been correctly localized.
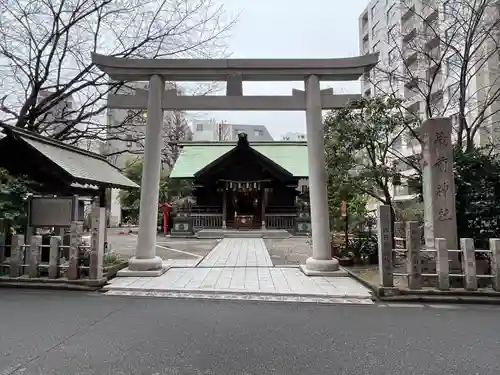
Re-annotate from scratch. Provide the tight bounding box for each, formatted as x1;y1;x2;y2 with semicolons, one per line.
188;0;370;139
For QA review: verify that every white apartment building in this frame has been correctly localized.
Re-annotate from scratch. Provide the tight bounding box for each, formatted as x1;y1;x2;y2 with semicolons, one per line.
359;0;500;204
37;90;75;137
192;119;274;141
106;81;193;226
37;90;106;153
281;132;306;141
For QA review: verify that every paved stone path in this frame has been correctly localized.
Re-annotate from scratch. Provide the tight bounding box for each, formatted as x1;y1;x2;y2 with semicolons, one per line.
197;238;273;268
105;267;371;297
104;238;373;304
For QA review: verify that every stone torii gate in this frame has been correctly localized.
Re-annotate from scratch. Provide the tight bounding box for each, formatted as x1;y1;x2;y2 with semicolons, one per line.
92;53;379;277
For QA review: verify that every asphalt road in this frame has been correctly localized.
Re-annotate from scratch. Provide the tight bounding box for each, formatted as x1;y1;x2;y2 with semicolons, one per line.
1;290;499;375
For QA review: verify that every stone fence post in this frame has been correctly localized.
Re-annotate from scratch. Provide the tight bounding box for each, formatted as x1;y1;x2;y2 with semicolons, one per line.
9;235;24;277
28;235;42;278
435;238;449;290
491;239;500;292
461;238;477;291
67;221;83;280
48;236;61;279
377;205;393;287
406;221;421;290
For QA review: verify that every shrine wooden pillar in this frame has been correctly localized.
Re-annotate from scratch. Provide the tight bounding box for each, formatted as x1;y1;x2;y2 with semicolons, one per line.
222;189;227;229
261;187;266;230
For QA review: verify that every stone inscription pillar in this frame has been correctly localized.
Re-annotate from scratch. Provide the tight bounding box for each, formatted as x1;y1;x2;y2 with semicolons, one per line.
377;205;393;287
301;75;339;275
128;74;165;274
421;118;458;251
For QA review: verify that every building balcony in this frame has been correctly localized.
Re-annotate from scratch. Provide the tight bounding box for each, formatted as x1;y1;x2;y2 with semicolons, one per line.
401;2;415;23
362;41;370;55
403;48;418;66
422;0;439;21
361;22;369;37
402;23;417;43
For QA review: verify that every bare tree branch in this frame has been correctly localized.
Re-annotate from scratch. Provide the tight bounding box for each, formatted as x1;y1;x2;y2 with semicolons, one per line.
0;0;235;145
368;0;500;151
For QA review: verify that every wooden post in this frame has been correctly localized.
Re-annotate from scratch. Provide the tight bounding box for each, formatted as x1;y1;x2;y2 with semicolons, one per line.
406;221;421;290
9;235;24;277
377;205;393;287
490;239;500;292
28;235;42;278
67;221;83;280
261;188;266;230
461;238;477;291
48;236;61;279
89;206;104;280
435;238;450;290
222;190;227;229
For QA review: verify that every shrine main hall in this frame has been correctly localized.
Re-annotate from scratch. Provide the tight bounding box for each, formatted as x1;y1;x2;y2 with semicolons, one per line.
169;132;310;233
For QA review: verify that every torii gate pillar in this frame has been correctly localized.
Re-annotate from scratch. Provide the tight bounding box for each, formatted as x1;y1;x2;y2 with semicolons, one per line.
126;74;165;275
300;75;341;275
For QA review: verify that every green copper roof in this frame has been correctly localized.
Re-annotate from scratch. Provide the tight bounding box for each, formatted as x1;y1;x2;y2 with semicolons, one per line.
169;141;308;178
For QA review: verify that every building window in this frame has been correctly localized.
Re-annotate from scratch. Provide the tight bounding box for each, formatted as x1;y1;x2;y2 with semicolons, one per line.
387;25;395;43
446;53;460;77
389;47;398;65
372;41;380;53
254;129;263;137
126;135;133;148
371;22;379;39
371;1;378;19
386;4;395;25
196;123;204;131
448;82;459;102
451;112;460;132
443;0;457;20
445;25;457;42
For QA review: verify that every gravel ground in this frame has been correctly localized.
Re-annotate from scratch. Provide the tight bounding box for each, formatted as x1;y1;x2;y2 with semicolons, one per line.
264;237;311;266
107;232;316;267
106;233;218;260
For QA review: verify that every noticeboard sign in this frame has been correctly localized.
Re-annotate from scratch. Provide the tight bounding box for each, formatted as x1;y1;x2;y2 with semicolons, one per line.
29;195;80;228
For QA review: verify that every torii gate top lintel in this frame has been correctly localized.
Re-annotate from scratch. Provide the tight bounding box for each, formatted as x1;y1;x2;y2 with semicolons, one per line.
91;52;379;82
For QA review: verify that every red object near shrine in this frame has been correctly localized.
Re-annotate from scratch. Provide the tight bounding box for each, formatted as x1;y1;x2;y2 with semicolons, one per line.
158;203;171;234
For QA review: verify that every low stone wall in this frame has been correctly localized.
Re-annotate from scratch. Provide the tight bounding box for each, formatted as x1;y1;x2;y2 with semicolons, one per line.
0;221;123;289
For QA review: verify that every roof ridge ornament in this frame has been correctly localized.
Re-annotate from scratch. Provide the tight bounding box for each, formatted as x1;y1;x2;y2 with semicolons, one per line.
237;132;249;147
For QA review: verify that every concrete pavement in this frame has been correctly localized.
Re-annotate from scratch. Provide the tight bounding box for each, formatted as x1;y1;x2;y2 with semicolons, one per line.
1;289;500;375
104;238;371;301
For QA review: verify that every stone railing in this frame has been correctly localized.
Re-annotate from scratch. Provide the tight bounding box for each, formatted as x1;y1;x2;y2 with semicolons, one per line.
377;207;500;292
0;221;106;282
265;213;296;230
